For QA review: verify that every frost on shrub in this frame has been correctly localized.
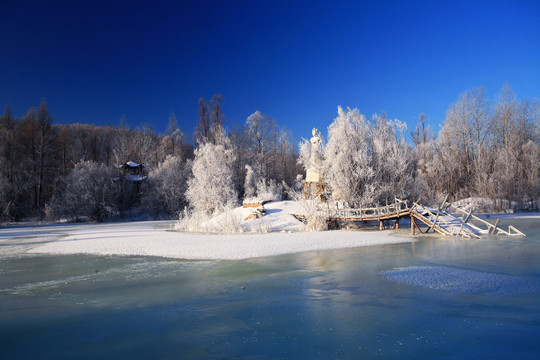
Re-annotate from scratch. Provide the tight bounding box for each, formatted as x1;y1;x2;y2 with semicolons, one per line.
243;164;283;203
255;177;282;202
185;141;237;216
300;199;328;231
178;140;238;232
284;174;305;201
142;155;190;218
176;204;256;234
48;161;117;222
244;164;257;199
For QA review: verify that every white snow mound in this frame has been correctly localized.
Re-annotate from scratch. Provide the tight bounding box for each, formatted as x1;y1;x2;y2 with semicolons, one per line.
196;200;306;233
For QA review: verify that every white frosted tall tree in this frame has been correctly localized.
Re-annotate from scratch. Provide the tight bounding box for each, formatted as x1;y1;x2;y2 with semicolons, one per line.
324;106;375;206
442;88;493;197
143;155;191;217
185;140;237;216
371;113;414;203
244;164;257;199
245;110;279;179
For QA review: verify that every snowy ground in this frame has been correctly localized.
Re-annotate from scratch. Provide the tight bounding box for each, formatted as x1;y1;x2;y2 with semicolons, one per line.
27;225;410;260
198;200;306;233
0;201;412;260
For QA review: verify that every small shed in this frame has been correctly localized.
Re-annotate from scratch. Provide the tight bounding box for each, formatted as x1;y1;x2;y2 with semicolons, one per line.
116;161;147;199
118;161;147;182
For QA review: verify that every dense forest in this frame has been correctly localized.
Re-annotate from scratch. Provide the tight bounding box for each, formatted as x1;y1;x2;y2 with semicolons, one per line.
0;85;538;223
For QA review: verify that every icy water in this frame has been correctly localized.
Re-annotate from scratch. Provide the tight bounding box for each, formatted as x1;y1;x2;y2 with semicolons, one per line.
1;218;539;359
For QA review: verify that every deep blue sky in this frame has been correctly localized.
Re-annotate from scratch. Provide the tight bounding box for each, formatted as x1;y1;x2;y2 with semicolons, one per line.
1;0;538;141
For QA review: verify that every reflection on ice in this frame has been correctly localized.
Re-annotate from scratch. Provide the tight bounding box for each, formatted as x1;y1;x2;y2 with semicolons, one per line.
382;265;536;296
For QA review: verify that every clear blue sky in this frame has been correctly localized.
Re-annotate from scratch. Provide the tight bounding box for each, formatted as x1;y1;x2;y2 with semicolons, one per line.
1;0;538;141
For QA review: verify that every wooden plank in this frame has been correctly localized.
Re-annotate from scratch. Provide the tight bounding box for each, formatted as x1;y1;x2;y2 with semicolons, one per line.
491;219;501;235
508;225;526;236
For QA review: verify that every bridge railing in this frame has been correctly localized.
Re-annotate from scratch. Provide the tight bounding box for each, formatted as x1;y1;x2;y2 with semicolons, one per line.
321;198;410;220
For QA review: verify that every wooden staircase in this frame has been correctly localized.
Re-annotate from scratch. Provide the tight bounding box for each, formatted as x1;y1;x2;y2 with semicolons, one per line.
303;197;526;237
410;201;525;238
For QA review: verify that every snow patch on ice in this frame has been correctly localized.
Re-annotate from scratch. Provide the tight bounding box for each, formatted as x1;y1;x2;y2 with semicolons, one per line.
382;265;536;296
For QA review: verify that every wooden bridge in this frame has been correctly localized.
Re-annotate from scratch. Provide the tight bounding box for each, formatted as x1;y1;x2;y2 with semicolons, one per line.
315;198;525;238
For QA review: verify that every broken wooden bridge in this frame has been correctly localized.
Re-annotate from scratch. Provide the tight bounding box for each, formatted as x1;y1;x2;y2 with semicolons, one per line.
316;198;525;238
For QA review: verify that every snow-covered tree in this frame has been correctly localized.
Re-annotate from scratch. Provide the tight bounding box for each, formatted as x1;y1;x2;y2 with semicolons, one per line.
157;112;186;163
185;140;237;216
297;137;313;174
243;164;257;199
142;155;191;218
443;88;493;196
324;106;375;206
194;95;225;145
520;140;540;209
47;161;116;221
371;113;414;203
245;110;279;179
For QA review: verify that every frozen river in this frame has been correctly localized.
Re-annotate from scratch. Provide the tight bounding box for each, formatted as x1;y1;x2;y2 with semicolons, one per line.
1;217;539;359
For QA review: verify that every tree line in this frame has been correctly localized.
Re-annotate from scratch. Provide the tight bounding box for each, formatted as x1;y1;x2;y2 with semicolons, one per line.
0;84;538;223
0;96;300;222
299;84;538;212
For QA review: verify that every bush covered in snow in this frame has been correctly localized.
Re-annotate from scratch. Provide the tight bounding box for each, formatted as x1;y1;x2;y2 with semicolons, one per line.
142;155;191;218
46;161;117;222
185;141;238;216
300;199;328;231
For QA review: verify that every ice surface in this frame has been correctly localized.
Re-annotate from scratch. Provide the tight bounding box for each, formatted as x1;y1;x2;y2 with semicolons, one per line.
382;265;536;296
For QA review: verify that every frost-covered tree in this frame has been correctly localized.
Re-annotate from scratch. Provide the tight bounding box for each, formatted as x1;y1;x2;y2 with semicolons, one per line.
411;113;435;147
371;113;414;203
0;157;8;222
410;114;437;202
48;161;116;221
418;85;539;209
244;164;257;199
520;140;540;209
194;95;225;145
245;110;279;179
142;155;191;218
324;106;375;206
275;127;299;188
185;140;237;216
442;88;493;196
157;113;186;163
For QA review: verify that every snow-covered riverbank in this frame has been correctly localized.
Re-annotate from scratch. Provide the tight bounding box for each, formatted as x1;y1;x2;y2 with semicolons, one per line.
4;200;537;260
27;224;411;260
0;201;411;260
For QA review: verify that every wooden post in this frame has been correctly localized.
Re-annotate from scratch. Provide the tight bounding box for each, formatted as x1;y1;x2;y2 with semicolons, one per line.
379;220;384;230
492;219;501;235
411;215;415;235
462;209;472;223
